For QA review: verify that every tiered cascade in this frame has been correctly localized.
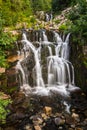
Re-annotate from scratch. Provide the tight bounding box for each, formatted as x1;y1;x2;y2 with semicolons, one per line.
16;30;79;96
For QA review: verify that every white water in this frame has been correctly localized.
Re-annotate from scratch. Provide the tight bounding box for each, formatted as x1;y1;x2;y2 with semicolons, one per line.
16;31;79;96
22;33;45;87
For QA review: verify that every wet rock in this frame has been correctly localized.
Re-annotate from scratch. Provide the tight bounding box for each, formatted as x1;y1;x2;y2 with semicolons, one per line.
44;106;52;116
6;67;19;94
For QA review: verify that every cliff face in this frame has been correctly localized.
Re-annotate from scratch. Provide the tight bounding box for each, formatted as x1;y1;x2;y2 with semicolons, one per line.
70;39;87;94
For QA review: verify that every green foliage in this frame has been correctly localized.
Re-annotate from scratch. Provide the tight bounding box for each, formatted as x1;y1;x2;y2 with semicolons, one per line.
59;24;68;31
0;32;17;68
68;0;87;45
31;0;52;12
0;50;6;68
0;92;12;124
0;32;16;48
52;0;76;12
83;57;87;68
0;0;32;26
0;31;18;67
29;16;36;25
0;0;52;27
53;19;60;24
0;10;18;67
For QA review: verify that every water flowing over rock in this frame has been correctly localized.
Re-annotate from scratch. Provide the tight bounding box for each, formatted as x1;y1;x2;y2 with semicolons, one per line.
15;30;80;97
0;29;86;130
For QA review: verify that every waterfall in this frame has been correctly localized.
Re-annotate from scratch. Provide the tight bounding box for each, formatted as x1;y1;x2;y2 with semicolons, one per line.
21;33;44;87
16;30;79;96
43;31;48;41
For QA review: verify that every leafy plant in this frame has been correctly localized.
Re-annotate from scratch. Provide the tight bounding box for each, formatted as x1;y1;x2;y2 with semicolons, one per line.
52;0;76;12
54;19;60;24
59;24;68;31
0;92;12;124
68;0;87;45
0;31;18;67
31;0;52;12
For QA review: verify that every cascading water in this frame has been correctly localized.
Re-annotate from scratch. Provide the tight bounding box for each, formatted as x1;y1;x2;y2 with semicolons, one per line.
22;33;45;88
16;30;79;96
43;31;48;41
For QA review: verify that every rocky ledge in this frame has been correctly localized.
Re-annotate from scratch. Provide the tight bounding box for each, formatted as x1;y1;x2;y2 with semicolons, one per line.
0;89;87;130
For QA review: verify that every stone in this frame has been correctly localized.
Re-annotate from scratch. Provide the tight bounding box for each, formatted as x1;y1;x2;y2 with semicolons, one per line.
71;124;75;128
72;113;79;118
0;67;5;73
83;118;87;125
72;113;80;122
58;126;63;129
33;118;43;125
34;125;42;130
41;113;48;120
54;117;65;126
25;125;32;130
71;109;75;112
44;106;52;116
30;115;43;125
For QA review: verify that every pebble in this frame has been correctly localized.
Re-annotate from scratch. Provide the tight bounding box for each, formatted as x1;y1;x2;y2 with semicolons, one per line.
34;125;42;130
31;116;43;125
41;113;48;120
83;118;87;125
54;117;65;125
58;126;63;129
25;125;32;130
71;124;75;128
72;113;79;118
44;106;52;116
72;113;80;122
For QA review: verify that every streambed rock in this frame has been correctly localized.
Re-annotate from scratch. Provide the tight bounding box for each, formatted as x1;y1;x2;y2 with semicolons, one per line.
0;89;85;130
